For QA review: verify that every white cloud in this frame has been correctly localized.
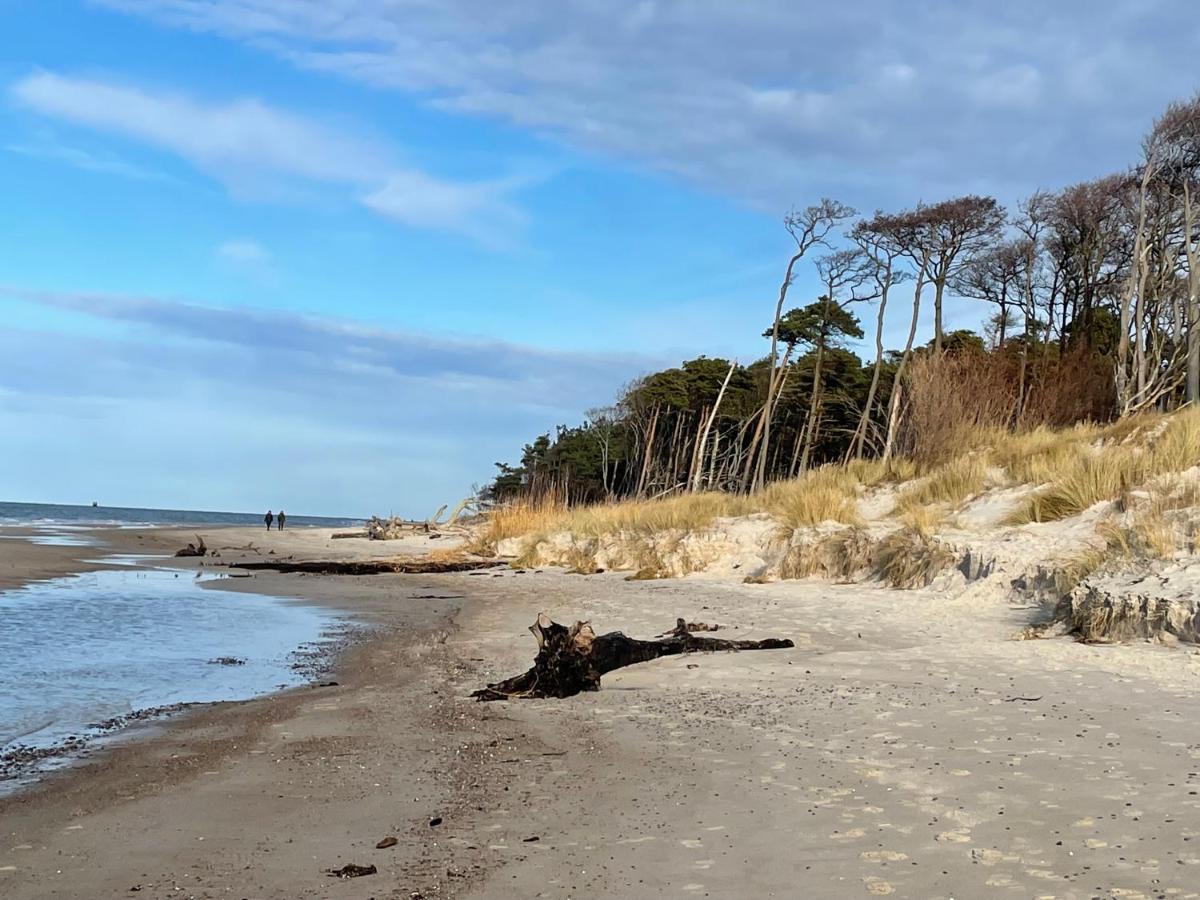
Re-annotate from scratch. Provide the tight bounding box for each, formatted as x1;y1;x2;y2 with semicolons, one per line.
363;172;527;248
217;239;270;264
90;0;1200;208
6;135;169;181
0;284;659;511
10;70;531;245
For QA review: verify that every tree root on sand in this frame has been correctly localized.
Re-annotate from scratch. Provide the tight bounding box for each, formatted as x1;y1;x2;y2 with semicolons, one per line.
472;614;794;701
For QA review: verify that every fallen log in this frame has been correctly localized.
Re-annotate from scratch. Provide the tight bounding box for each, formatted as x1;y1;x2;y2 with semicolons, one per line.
472;614;794;701
174;534;208;557
228;559;500;575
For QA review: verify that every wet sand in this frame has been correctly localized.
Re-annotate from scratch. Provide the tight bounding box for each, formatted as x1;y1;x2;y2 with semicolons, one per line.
0;526;515;899
3;527;1200;897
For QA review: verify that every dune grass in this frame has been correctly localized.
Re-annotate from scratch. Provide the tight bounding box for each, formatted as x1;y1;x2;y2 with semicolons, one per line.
465;497;567;555
1005;408;1200;524
761;467;863;531
471;409;1200;578
895;454;990;515
872;526;956;589
564;491;755;537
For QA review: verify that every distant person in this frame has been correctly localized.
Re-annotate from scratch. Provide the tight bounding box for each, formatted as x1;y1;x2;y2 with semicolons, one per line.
278;510;286;531
265;510;274;531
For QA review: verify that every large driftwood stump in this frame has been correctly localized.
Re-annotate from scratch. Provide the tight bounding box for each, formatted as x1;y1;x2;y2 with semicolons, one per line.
472;615;794;701
174;534;208;557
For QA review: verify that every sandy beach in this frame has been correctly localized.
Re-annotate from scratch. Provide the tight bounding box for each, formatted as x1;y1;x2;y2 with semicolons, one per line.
3;525;1200;898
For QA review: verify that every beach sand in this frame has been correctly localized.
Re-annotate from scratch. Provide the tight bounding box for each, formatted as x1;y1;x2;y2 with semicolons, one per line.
3;527;1200;897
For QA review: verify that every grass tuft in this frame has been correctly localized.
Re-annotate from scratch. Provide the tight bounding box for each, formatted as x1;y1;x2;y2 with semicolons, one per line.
1006;408;1200;525
872;527;956;589
895;454;989;514
761;466;864;531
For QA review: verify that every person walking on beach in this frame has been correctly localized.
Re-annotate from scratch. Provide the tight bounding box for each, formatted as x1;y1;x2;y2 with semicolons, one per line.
277;510;286;531
265;510;274;531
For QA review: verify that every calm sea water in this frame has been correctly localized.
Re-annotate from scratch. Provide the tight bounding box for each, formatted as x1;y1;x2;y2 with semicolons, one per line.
0;566;344;789
0;500;362;529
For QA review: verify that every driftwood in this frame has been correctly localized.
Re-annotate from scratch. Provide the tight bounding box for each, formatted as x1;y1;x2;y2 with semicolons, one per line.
472;614;794;701
656;619;720;636
365;498;475;540
229;559;500;575
174;534;208;557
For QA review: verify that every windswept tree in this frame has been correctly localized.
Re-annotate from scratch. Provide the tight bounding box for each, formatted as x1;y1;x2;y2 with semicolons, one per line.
1117;93;1200;411
1048;175;1130;351
796;249;875;471
950;240;1025;348
849;213;910;459
867;207;931;459
750;198;855;492
912;196;1006;353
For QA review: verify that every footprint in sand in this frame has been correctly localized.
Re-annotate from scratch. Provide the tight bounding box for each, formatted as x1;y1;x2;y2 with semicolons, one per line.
983;873;1019;888
861;850;908;862
936;830;972;844
970;848;1007;866
1023;867;1060;880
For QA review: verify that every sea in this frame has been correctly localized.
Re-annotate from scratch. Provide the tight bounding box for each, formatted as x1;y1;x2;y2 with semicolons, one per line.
0;500;363;529
0;501;360;792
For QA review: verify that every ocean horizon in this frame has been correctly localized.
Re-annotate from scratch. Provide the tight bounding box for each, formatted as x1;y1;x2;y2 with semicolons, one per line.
0;500;364;530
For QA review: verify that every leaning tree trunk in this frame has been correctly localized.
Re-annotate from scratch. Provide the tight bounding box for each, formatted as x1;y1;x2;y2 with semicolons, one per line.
756;251;806;493
853;267;891;459
472;614;794;701
883;261;927;460
691;360;736;492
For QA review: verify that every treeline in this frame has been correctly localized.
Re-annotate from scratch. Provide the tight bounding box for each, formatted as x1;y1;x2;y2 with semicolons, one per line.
485;92;1200;506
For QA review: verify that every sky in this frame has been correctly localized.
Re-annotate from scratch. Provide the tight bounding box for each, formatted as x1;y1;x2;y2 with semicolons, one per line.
1;1;1197;517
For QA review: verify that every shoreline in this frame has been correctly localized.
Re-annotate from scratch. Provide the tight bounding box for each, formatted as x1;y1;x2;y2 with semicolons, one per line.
6;526;1200;896
0;527;523;898
0;526;376;792
0;523;464;785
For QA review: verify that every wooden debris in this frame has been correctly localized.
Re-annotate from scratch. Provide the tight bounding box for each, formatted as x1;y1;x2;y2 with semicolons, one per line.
174;534;208;557
227;559;500;575
656;618;721;637
325;863;377;878
472;613;794;701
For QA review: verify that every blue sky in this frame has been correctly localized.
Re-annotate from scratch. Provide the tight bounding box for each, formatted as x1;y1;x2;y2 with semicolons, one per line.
1;1;1196;516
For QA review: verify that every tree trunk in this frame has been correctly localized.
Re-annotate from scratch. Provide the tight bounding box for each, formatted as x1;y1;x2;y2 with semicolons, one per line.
933;276;946;353
472;614;794;701
884;257;927;460
635;405;660;497
692;361;736;492
798;322;828;472
853;264;891;458
1184;181;1200;405
756;251;805;493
